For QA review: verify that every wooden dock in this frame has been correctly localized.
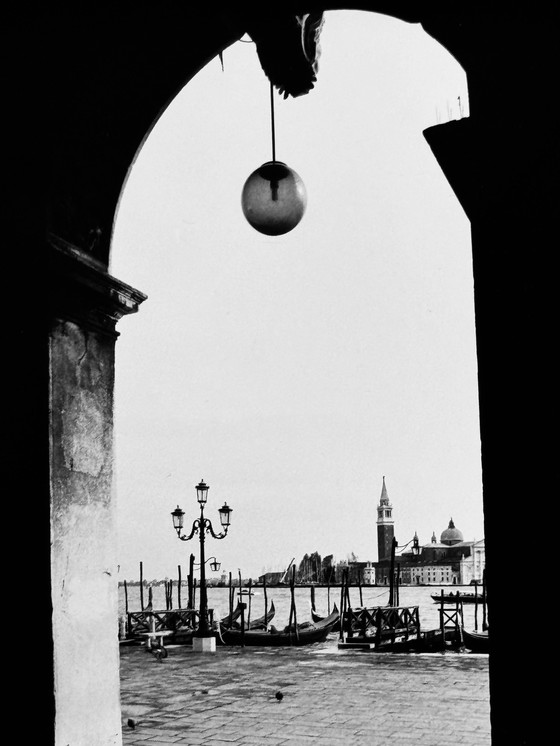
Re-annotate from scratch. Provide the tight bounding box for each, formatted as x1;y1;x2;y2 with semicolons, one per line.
338;605;421;650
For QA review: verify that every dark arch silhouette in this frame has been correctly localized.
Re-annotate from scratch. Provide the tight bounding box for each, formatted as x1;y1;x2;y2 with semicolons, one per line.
12;4;553;743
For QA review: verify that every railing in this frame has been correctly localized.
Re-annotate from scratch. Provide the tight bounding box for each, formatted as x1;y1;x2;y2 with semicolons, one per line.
341;605;420;644
126;608;214;639
435;596;464;643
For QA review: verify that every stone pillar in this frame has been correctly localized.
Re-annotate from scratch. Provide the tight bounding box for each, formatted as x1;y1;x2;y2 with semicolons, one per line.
423;110;551;744
49;236;146;745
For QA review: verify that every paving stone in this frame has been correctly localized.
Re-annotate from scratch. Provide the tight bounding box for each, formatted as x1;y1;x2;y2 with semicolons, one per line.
120;643;490;745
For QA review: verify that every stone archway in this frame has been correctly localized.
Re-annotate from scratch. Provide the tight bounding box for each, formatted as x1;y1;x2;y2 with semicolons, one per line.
19;4;554;744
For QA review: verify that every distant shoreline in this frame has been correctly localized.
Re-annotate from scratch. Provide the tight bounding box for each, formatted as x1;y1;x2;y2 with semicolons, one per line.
118;581;473;589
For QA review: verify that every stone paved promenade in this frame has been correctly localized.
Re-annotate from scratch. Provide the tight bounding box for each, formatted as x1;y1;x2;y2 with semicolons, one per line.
120;640;490;745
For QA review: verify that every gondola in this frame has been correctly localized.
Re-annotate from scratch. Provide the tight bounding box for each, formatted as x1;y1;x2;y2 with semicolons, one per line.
228;600;276;630
311;603;340;631
312;603;381;635
311;602;338;623
218;609;339;647
219;601;245;627
171;602;246;644
431;592;485;604
462;627;489;653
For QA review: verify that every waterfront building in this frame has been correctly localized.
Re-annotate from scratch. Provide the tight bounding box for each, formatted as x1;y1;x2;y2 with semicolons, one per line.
459;539;485;584
326;558;376;586
401;562;456;585
362;561;376;585
373;479;485;585
376;476;394;562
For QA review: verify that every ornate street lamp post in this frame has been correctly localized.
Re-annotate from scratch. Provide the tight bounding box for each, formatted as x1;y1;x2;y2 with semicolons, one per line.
171;479;232;653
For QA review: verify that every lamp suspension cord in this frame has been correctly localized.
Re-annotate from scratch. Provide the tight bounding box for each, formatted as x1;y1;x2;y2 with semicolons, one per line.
270;81;276;163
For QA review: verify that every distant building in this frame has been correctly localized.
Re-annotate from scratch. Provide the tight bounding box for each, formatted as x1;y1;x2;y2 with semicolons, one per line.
257;571;285;586
376;476;394;562
362;561;376;585
373;479;485;585
336;558;376;586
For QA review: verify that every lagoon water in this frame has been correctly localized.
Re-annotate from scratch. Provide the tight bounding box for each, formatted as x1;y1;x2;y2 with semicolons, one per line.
119;583;487;633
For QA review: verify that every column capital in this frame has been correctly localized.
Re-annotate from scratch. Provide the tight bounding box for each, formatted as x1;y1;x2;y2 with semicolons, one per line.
48;234;147;338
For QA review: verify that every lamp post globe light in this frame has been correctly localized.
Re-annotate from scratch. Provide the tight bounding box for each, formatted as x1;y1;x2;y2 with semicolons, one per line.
171;480;232;653
241;161;307;236
240;83;307;237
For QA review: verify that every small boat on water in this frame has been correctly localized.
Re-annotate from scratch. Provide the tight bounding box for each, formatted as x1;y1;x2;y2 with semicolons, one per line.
227;601;276;630
171;602;276;645
171;602;246;645
219;602;245;627
431;591;486;604
462;627;489;653
219;609;339;647
311;603;340;631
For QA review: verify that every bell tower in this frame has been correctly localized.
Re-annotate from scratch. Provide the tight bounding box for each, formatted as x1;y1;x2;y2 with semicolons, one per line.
376;476;395;562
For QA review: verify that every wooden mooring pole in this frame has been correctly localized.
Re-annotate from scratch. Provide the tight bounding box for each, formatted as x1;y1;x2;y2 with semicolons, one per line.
247;579;252;628
339;572;345;641
344;570;352;638
178;565;182;609
439;589;445;648
482;570;488;631
188;554;194;608
388;538;397;607
124;580;129;637
474;580;478;630
238;569;245;645
290;565;299;641
140;561;144;610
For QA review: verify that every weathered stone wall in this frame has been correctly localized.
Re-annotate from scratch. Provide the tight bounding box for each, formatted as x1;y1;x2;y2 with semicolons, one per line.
50;319;121;744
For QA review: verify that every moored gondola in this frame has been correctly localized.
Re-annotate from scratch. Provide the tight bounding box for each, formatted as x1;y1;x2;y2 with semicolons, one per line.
171;602;247;645
228;600;276;630
219;609;339;647
462;627;489;653
311;602;341;631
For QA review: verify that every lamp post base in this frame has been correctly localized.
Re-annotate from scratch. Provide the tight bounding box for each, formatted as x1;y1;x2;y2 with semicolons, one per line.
192;635;216;653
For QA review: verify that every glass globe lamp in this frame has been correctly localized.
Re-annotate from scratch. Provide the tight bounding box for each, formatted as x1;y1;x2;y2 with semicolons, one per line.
241;161;307;236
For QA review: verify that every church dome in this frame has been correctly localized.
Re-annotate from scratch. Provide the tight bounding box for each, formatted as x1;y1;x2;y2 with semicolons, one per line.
440;518;463;545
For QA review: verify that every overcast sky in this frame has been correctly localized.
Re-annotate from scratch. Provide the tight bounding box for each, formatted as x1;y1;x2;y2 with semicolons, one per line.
111;10;482;582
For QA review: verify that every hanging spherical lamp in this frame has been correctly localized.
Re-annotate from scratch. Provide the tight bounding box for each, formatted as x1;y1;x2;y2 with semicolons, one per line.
241;160;306;236
241;83;307;236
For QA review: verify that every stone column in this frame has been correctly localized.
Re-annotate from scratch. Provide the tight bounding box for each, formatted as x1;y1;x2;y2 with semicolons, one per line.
48;236;146;745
